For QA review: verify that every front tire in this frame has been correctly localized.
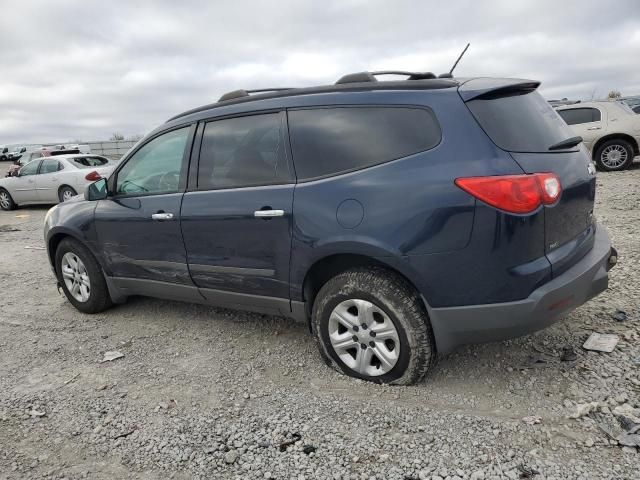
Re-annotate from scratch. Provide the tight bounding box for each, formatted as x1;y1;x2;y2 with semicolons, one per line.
58;185;78;203
595;139;634;171
312;268;435;385
0;188;16;210
55;238;112;313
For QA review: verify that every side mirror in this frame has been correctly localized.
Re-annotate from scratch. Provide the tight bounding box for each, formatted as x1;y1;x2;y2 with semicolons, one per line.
85;178;108;201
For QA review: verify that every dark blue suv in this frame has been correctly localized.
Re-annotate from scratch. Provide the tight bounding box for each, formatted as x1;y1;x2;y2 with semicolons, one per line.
44;72;617;384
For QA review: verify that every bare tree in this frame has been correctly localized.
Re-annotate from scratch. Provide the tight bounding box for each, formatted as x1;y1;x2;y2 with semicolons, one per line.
127;134;143;142
110;132;125;141
607;90;622;99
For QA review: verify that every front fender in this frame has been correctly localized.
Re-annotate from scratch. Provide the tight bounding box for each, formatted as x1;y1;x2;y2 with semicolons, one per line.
44;200;101;269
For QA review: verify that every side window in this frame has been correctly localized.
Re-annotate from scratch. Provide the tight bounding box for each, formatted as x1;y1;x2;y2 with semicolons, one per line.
116;127;190;195
288;107;441;180
557;108;601;125
40;159;60;174
197;112;291;190
19;160;40;176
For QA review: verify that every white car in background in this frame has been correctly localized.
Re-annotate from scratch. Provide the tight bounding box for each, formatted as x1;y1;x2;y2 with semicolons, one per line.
555;101;640;171
0;154;116;210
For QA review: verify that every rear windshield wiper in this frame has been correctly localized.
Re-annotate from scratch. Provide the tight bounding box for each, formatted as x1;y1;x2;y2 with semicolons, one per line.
548;136;582;151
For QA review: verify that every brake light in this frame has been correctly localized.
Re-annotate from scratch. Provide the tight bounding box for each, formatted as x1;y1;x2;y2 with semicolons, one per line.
454;173;561;214
85;171;102;181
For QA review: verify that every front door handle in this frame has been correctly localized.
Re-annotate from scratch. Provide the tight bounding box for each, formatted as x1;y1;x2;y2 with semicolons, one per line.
151;212;174;221
254;209;284;218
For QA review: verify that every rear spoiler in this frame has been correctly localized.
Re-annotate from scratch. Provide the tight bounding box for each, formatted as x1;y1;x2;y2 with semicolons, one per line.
50;149;80;156
458;78;541;102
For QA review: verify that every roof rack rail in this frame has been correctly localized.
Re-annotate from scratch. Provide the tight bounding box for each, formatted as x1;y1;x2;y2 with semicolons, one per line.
218;88;293;102
335;70;445;85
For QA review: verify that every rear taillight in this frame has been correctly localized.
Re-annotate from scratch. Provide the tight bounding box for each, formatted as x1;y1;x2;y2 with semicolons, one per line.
85;171;102;181
454;173;561;214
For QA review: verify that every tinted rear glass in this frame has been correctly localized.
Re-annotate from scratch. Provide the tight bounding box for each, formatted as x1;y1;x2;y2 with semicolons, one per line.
467;90;575;153
557;108;601;125
289;107;441;180
72;156;109;168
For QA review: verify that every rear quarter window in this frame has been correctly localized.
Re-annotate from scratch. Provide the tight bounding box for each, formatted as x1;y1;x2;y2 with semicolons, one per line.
466;90;575;153
557;107;601;125
288;106;441;180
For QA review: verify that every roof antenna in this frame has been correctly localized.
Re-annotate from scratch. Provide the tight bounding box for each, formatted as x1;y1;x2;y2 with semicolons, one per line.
448;43;470;75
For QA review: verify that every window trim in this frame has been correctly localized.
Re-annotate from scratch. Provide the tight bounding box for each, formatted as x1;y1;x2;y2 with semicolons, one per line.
189;109;296;193
108;123;196;199
286;104;442;183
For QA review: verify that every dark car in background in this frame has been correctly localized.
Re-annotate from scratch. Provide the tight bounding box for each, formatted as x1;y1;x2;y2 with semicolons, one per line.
43;73;616;384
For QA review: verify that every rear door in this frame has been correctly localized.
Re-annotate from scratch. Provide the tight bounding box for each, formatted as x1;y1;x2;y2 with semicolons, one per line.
463;84;596;276
35;158;63;202
180;111;295;312
556;107;604;150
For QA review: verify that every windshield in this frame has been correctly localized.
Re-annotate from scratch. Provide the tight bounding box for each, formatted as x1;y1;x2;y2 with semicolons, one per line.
467;90;576;153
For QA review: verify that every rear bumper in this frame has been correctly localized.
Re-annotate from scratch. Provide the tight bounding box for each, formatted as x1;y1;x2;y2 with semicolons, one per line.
429;225;615;353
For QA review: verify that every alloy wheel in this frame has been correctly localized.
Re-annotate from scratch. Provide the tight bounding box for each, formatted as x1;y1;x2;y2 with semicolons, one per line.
328;299;400;376
62;189;75;201
0;192;10;209
601;144;628;169
61;252;91;302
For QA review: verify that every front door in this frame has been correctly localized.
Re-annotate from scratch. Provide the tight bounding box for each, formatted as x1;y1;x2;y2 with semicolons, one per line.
94;125;195;286
181;112;295;309
10;159;41;203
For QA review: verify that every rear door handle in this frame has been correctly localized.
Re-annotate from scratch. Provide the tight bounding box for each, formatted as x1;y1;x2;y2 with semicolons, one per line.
587;126;601;130
151;212;174;220
254;209;284;218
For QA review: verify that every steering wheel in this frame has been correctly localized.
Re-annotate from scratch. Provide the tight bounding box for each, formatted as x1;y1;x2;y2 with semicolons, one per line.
158;171;180;191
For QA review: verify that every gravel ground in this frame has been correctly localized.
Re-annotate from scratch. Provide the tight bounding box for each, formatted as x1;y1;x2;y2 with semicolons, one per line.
0;166;639;480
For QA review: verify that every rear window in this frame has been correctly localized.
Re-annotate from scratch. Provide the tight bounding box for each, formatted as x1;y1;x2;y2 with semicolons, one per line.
466;90;575;153
557;107;601;125
288;106;441;180
72;156;109;168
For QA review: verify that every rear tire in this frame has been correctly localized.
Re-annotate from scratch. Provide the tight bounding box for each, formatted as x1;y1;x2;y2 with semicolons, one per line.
595;139;634;171
55;238;112;313
58;186;78;203
312;267;435;385
0;188;16;210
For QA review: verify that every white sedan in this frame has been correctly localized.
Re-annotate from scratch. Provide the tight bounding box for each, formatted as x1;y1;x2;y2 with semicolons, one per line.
0;154;116;210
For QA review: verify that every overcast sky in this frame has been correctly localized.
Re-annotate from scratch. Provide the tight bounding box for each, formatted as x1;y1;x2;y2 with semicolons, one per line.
1;0;639;145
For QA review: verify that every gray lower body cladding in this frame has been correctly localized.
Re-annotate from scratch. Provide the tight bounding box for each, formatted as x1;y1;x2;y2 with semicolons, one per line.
427;224;614;353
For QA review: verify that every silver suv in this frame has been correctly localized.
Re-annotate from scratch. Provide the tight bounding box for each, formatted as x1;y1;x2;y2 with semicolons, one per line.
556;101;640;171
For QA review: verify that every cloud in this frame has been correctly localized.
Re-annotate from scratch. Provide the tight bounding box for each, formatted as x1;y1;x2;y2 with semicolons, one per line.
0;0;639;144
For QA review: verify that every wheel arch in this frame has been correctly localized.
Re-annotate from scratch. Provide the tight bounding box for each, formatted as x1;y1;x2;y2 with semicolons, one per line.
46;228;101;270
592;133;639;159
47;231;77;267
300;253;430;332
57;184;78;200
